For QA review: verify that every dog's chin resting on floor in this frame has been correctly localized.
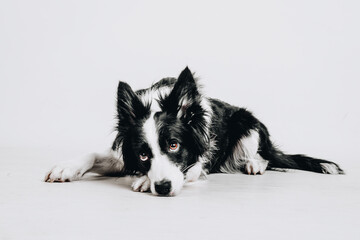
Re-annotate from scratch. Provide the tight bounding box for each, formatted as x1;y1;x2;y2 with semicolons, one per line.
45;67;344;196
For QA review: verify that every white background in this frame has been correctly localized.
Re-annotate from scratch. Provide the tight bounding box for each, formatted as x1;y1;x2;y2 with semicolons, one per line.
1;0;359;167
1;1;360;240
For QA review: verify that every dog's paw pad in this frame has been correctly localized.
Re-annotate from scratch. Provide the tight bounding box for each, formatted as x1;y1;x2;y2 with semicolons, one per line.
44;166;82;183
245;159;268;175
132;175;151;192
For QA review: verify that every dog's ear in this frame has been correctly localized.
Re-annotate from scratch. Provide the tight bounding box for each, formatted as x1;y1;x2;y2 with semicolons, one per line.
116;81;149;126
161;67;209;154
160;67;200;117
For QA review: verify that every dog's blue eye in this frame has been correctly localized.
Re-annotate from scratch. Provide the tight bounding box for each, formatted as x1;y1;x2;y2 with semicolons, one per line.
169;141;180;152
139;153;149;161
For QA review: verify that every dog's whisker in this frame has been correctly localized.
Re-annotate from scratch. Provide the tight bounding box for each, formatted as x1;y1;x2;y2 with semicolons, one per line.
181;163;197;173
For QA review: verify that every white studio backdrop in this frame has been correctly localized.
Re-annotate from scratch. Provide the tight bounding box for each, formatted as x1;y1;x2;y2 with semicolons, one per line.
0;0;359;168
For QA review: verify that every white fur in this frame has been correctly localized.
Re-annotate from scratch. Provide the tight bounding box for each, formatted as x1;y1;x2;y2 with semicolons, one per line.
143;112;184;196
177;97;190;118
320;163;341;174
138;85;172;112
185;161;203;182
155;85;173;101
132;175;151;192
45;154;97;182
220;129;268;174
199;97;213;138
44;150;124;182
245;155;269;175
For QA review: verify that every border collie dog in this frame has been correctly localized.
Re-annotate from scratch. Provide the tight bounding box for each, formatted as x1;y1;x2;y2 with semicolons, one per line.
45;67;344;196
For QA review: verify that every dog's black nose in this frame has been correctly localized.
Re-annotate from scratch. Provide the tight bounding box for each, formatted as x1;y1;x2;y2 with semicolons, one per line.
154;180;171;196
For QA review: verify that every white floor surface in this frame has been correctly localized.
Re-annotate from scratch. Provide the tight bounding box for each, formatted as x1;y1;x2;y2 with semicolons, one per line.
0;147;359;240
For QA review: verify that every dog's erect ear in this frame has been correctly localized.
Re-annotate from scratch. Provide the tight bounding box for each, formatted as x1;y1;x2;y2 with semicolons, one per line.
117;82;149;126
160;67;209;154
160;67;200;117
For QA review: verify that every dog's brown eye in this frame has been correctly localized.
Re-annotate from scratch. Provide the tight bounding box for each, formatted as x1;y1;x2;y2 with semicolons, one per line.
139;153;149;161
169;141;179;152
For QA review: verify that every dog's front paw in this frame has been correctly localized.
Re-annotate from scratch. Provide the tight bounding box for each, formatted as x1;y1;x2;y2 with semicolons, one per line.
131;175;151;192
44;166;84;183
245;158;268;175
185;162;203;182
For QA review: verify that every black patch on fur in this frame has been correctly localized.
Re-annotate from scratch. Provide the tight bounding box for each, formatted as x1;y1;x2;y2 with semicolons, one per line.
116;81;151;126
155;111;199;170
121;125;152;174
159;67;210;156
113;81;151;174
204;100;262;172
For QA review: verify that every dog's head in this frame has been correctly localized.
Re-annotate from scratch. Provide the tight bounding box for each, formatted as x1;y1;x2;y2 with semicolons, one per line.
113;67;210;196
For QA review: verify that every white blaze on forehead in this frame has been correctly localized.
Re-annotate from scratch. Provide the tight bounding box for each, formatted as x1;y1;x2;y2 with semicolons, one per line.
143;112;162;158
142;112;184;195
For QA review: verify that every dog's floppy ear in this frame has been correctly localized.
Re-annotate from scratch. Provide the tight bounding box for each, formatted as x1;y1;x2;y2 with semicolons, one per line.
117;81;149;126
161;67;209;154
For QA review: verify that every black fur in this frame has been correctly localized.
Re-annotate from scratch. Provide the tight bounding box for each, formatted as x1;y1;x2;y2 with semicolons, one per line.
203;98;344;174
113;82;151;174
160;68;210;155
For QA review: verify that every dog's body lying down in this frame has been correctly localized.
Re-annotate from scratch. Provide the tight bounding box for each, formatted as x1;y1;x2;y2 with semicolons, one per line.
45;67;344;196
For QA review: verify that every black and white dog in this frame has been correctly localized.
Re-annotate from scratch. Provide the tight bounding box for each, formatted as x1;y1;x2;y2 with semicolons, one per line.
45;67;344;196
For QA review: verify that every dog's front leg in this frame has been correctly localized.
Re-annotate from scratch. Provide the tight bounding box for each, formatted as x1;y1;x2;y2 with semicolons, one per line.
185;161;204;182
44;150;124;182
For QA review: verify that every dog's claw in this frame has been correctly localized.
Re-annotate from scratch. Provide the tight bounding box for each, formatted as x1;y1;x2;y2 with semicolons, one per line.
45;166;83;183
44;172;51;182
245;159;268;175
